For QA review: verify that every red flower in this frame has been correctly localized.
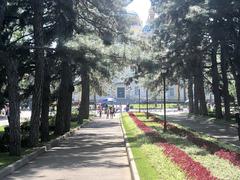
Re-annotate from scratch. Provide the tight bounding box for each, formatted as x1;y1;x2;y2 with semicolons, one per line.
128;112;217;180
148;113;240;168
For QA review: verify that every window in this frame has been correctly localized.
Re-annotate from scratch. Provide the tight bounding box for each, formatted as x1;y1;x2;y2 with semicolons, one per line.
135;87;139;96
117;87;125;98
169;88;175;97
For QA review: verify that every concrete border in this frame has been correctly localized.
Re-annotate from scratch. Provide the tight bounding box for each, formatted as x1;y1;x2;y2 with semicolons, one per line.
119;114;140;180
0;120;90;179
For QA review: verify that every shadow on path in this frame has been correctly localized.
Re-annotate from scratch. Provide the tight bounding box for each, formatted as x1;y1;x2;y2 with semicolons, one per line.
6;116;131;180
154;112;240;146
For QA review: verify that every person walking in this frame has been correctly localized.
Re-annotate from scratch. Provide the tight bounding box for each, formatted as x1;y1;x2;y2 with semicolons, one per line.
110;106;114;119
97;104;102;117
125;104;130;112
106;106;110;119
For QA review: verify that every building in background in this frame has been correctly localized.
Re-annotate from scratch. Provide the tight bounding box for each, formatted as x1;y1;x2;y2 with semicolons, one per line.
87;8;187;105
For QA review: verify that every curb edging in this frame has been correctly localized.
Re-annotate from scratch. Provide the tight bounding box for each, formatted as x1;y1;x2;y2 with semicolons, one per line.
119;114;140;180
0;120;90;179
0;146;46;179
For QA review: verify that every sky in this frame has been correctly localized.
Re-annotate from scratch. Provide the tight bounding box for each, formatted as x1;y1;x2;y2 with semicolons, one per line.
126;0;151;26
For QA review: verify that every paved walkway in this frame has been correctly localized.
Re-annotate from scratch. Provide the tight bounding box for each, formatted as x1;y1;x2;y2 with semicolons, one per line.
154;111;240;147
5;115;131;180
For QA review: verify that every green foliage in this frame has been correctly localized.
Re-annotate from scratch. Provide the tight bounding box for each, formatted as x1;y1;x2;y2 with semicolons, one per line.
0;148;34;169
130;103;178;109
0;126;5;133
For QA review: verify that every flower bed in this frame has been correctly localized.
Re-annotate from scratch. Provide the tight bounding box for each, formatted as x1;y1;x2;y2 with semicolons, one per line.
128;112;216;180
147;113;240;168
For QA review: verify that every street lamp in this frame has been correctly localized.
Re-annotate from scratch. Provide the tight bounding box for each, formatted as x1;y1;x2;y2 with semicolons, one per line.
146;88;149;119
162;68;167;132
138;88;141;113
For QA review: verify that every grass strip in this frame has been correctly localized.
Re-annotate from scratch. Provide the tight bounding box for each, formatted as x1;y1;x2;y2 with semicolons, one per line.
122;113;186;180
147;113;240;168
136;113;240;179
0;126;5;133
0;148;34;168
129;112;217;180
147;121;240;180
149;113;240;153
131;104;178;109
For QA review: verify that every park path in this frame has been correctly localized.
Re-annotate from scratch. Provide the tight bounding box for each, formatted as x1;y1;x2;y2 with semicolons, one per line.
154;111;240;147
5;115;132;180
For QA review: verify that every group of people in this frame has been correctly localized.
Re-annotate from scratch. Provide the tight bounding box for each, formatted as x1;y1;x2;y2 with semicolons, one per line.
97;104;116;119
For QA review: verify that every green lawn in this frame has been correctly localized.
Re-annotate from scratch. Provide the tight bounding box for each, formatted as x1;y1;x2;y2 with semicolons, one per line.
0;153;20;168
122;113;186;180
135;113;240;179
0;126;5;133
0;148;34;168
130;103;180;109
154;113;240;153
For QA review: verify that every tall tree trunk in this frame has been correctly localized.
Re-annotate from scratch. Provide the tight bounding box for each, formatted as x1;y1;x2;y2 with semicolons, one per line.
188;77;194;114
193;77;199;114
177;82;180;110
211;45;223;119
220;43;231;120
0;0;6;29
63;62;73;133
94;91;97;110
55;59;70;135
183;79;187;102
232;29;240;106
64;88;73;133
195;60;208;115
230;62;240;107
40;59;50;142
6;57;21;156
29;0;45;147
54;0;74;135
54;90;64;135
78;68;90;123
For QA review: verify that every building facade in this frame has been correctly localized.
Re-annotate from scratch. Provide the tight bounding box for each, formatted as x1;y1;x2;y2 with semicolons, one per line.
88;7;187;105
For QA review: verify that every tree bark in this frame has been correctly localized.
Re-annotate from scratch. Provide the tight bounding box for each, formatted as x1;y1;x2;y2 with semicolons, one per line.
29;0;45;147
78;68;90;123
193;76;199;114
195;59;208;115
94;91;97;110
220;43;231;120
230;62;240;107
54;0;74;135
188;77;194;114
40;59;51;142
232;27;240;105
199;74;208;115
0;0;7;31
183;79;187;102
0;0;6;29
211;45;223;119
64;62;73;133
177;82;180;110
55;59;71;135
6;57;21;156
